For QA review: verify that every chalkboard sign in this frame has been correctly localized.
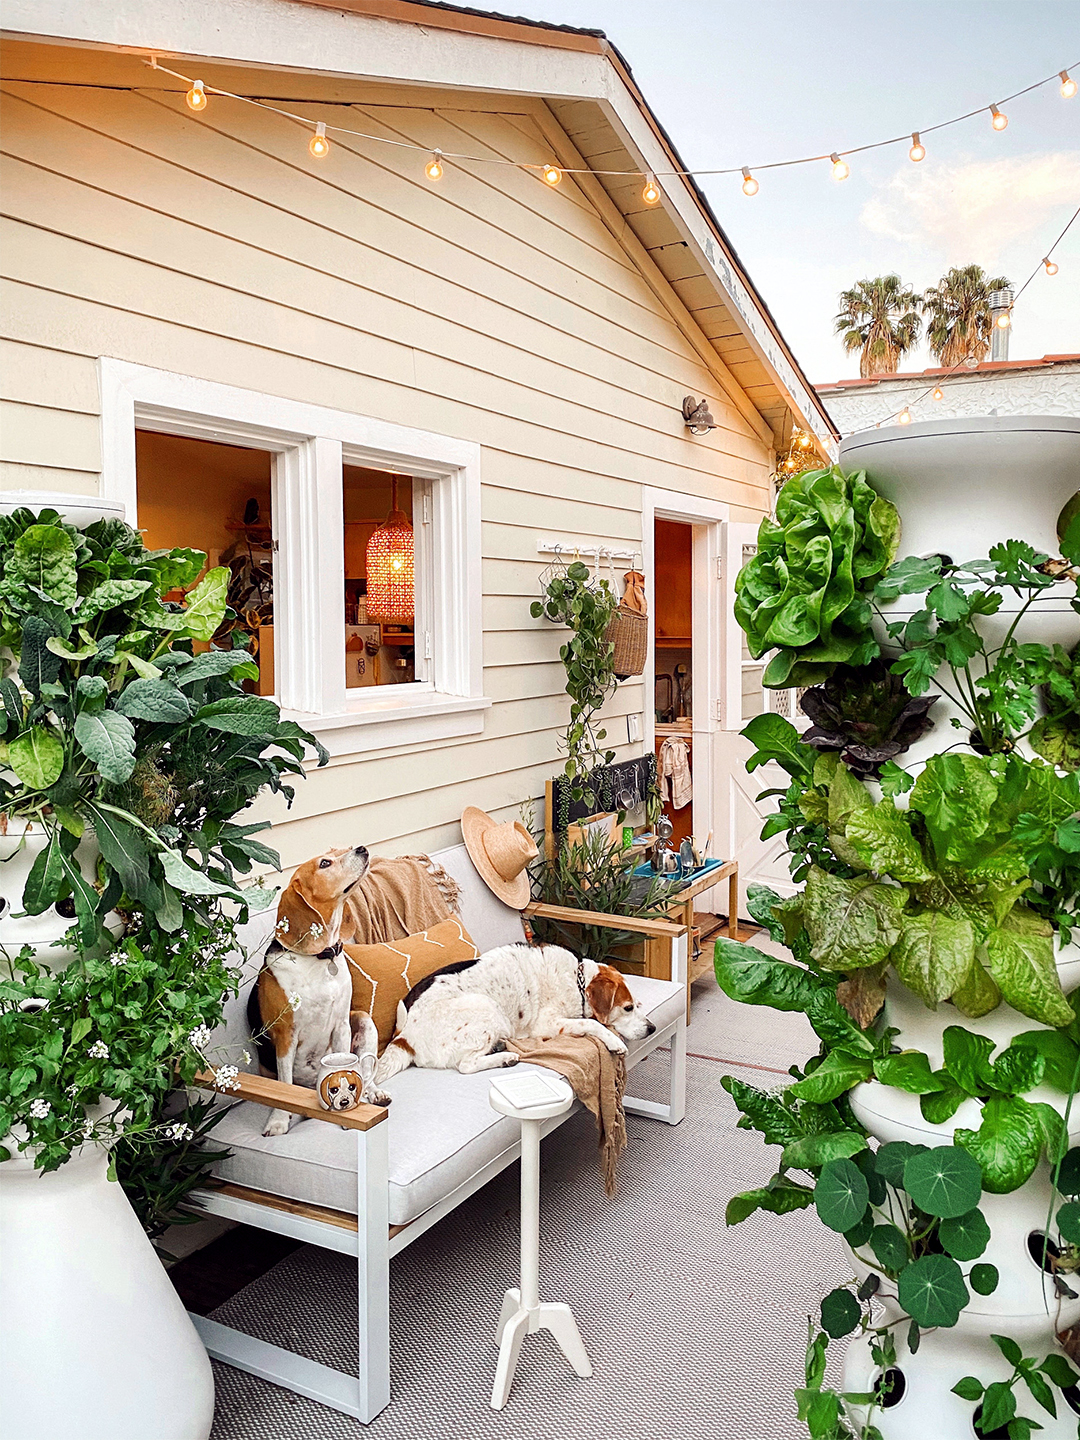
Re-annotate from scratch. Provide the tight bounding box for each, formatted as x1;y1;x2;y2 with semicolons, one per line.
548;754;657;835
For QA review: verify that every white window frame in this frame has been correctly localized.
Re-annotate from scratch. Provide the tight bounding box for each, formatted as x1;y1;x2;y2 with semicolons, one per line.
97;359;488;757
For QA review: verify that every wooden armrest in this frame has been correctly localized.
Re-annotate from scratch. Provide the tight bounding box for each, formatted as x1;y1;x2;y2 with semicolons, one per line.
194;1069;387;1131
525;901;685;938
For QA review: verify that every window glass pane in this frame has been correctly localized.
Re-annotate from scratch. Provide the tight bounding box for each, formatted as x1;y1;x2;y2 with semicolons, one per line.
134;430;274;693
343;466;418;688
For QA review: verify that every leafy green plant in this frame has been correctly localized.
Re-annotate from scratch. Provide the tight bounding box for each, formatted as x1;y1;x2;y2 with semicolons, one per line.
1031;641;1080;771
734;466;900;689
797;1307;893;1440
0;507;327;935
531;559;618;801
952;1335;1080;1439
873;541;1079;755
798;658;937;779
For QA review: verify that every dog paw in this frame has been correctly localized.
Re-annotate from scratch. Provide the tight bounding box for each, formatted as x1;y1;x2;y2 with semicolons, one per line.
262;1110;293;1137
500;1053;519;1067
604;1035;628;1055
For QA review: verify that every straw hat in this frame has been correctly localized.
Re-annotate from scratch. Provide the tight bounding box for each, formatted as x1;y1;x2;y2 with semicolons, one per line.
461;806;539;909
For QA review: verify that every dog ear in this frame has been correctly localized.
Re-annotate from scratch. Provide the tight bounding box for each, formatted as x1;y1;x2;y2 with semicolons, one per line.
586;968;618;1022
274;879;327;954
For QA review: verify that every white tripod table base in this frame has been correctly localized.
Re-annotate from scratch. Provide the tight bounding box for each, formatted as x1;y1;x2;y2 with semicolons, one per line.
491;1289;592;1410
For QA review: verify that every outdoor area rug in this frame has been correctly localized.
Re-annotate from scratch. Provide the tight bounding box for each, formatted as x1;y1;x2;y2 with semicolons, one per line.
208;968;847;1440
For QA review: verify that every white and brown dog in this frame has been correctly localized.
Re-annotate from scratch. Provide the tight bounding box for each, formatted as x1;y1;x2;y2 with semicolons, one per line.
374;943;655;1081
251;845;391;1135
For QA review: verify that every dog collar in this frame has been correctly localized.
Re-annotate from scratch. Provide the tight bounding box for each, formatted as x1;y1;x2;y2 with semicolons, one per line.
576;960;588;1018
266;937;343;961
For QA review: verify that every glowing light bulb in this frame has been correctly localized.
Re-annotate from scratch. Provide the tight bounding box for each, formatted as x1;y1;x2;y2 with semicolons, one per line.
309;123;329;159
897;409;912;425
542;162;562;186
1044;257;1059;276
996;310;1012;329
425;151;444;181
931;387;944;402
830;152;849;181
909;132;925;162
991;104;1008;131
797;432;811;449
741;166;758;196
1062;71;1077;99
186;80;207;112
642;173;661;205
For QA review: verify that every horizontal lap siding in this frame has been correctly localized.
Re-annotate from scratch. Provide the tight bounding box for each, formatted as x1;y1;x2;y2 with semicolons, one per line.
0;62;770;872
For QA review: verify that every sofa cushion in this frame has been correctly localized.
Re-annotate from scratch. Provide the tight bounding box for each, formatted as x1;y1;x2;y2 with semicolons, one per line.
428;844;527;953
346;917;480;1051
208;971;683;1226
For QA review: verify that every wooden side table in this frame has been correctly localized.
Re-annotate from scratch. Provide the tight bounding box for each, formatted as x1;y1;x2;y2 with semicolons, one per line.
658;860;739;1020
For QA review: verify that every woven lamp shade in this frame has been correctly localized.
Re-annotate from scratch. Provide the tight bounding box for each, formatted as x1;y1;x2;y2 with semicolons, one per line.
365;479;414;621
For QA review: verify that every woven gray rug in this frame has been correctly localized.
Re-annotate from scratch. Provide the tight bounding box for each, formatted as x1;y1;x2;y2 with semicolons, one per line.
208;975;845;1440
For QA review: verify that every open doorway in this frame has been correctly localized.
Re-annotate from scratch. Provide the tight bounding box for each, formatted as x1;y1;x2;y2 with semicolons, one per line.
653;518;694;850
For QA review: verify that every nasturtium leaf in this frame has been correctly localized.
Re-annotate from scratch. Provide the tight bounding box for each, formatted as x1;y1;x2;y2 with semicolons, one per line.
8;725;64;790
114;678;191;723
897;1253;969;1328
815;1157;870;1233
938;1207;991;1261
1053;1147;1080;1197
74;710;136;784
784;1131;868;1172
844;1211;874;1249
12;523;78;607
952;1376;984;1401
802;865;909;971
874;1050;947;1094
903;1145;983;1218
874;1141;929;1188
1056;1200;1080;1246
820;1287;861;1339
984;906;1075;1029
955;1096;1044;1194
890;912;977;1006
868;1223;908;1273
787;1048;873;1102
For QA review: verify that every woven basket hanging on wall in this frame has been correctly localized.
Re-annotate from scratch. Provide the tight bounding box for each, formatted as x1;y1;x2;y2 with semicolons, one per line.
605;568;648;679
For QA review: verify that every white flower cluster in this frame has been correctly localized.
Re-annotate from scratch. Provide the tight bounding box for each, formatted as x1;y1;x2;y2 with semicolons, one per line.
88;1040;110;1060
308;921;325;940
82;1119;95;1140
213;1065;241;1092
289;993;303;1010
109;951;126;966
189;1024;212;1050
29;1098;51;1120
163;1122;194;1142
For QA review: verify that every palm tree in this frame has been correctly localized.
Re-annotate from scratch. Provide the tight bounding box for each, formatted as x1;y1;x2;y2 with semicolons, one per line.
923;264;1011;367
834;275;922;378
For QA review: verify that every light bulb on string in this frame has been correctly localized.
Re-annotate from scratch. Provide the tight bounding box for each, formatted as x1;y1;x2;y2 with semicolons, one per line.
897;409;912;425
830;152;850;181
909;132;925;162
932;387;944;402
425;150;444;181
541;162;562;186
991;104;1008;130
309;122;329;159
1044;257;1059;276
1062;71;1077;99
996;310;1012;330
741;167;758;196
186;80;207;112
642;173;661;205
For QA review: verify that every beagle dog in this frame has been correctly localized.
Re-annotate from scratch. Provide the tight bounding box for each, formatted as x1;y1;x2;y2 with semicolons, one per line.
251;845;391;1135
374;943;655;1082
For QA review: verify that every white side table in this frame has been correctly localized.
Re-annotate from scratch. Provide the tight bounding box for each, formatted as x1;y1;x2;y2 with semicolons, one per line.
487;1071;593;1410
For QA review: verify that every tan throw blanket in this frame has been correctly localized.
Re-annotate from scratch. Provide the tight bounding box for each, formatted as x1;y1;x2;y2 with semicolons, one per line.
342;855;460;945
505;1034;627;1196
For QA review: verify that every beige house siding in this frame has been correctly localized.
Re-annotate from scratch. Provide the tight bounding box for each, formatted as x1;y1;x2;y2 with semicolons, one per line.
0;49;772;870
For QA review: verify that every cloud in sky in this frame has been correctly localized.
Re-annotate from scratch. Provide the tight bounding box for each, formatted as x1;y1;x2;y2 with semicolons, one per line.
860;152;1080;266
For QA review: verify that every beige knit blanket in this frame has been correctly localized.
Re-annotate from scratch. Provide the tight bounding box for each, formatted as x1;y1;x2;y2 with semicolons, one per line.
341;855;460;945
505;1033;628;1196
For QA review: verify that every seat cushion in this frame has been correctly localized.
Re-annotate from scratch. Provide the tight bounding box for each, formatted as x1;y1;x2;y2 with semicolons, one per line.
346;917;480;1050
208;971;683;1226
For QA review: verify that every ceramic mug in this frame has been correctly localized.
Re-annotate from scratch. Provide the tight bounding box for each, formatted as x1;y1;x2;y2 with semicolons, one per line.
316;1051;374;1112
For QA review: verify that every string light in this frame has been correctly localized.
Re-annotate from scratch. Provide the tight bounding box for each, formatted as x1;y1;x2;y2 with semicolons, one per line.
741;167;759;196
309;122;329;158
642;173;661;205
991;104;1008;130
1044;257;1059;276
909;132;925;162
830;152;850;181
996;310;1012;329
1062;70;1077;99
931;387;944;401
541;162;562;186
185;80;207;112
897;409;913;425
425;150;444;181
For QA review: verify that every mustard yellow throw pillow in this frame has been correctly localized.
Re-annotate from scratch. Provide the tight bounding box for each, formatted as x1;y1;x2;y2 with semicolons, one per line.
345;917;479;1051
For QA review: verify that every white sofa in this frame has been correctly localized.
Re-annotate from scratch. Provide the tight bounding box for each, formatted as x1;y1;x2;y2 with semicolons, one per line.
190;842;688;1422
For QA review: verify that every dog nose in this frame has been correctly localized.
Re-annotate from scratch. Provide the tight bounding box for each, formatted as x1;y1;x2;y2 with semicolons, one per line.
354;845;368;859
645;1019;656;1034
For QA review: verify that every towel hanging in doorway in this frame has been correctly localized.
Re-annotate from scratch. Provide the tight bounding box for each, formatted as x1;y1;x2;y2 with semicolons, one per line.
658;736;692;810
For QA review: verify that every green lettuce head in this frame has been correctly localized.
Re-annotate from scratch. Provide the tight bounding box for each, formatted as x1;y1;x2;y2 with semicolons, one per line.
734;466;900;688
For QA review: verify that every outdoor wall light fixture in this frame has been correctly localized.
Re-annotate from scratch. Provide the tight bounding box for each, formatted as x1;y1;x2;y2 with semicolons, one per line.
682;396;717;434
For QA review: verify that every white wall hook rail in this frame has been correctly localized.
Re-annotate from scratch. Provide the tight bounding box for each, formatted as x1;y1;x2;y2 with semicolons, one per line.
536;539;637;565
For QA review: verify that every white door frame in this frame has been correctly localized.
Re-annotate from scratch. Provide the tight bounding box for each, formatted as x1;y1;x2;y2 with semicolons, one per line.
640;487;728;905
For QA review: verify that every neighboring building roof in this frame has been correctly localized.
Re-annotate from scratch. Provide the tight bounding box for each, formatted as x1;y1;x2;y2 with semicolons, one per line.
816;354;1080;393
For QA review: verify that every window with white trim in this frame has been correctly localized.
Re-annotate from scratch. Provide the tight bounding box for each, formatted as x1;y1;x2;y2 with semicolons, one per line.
101;360;488;756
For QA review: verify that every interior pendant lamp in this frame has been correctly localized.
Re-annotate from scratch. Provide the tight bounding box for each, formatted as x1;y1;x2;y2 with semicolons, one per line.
365;477;415;621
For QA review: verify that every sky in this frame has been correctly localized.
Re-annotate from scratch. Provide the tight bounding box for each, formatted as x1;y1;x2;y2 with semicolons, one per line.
510;0;1080;383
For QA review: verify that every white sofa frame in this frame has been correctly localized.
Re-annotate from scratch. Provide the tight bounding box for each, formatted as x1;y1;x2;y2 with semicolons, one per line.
189;900;688;1422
